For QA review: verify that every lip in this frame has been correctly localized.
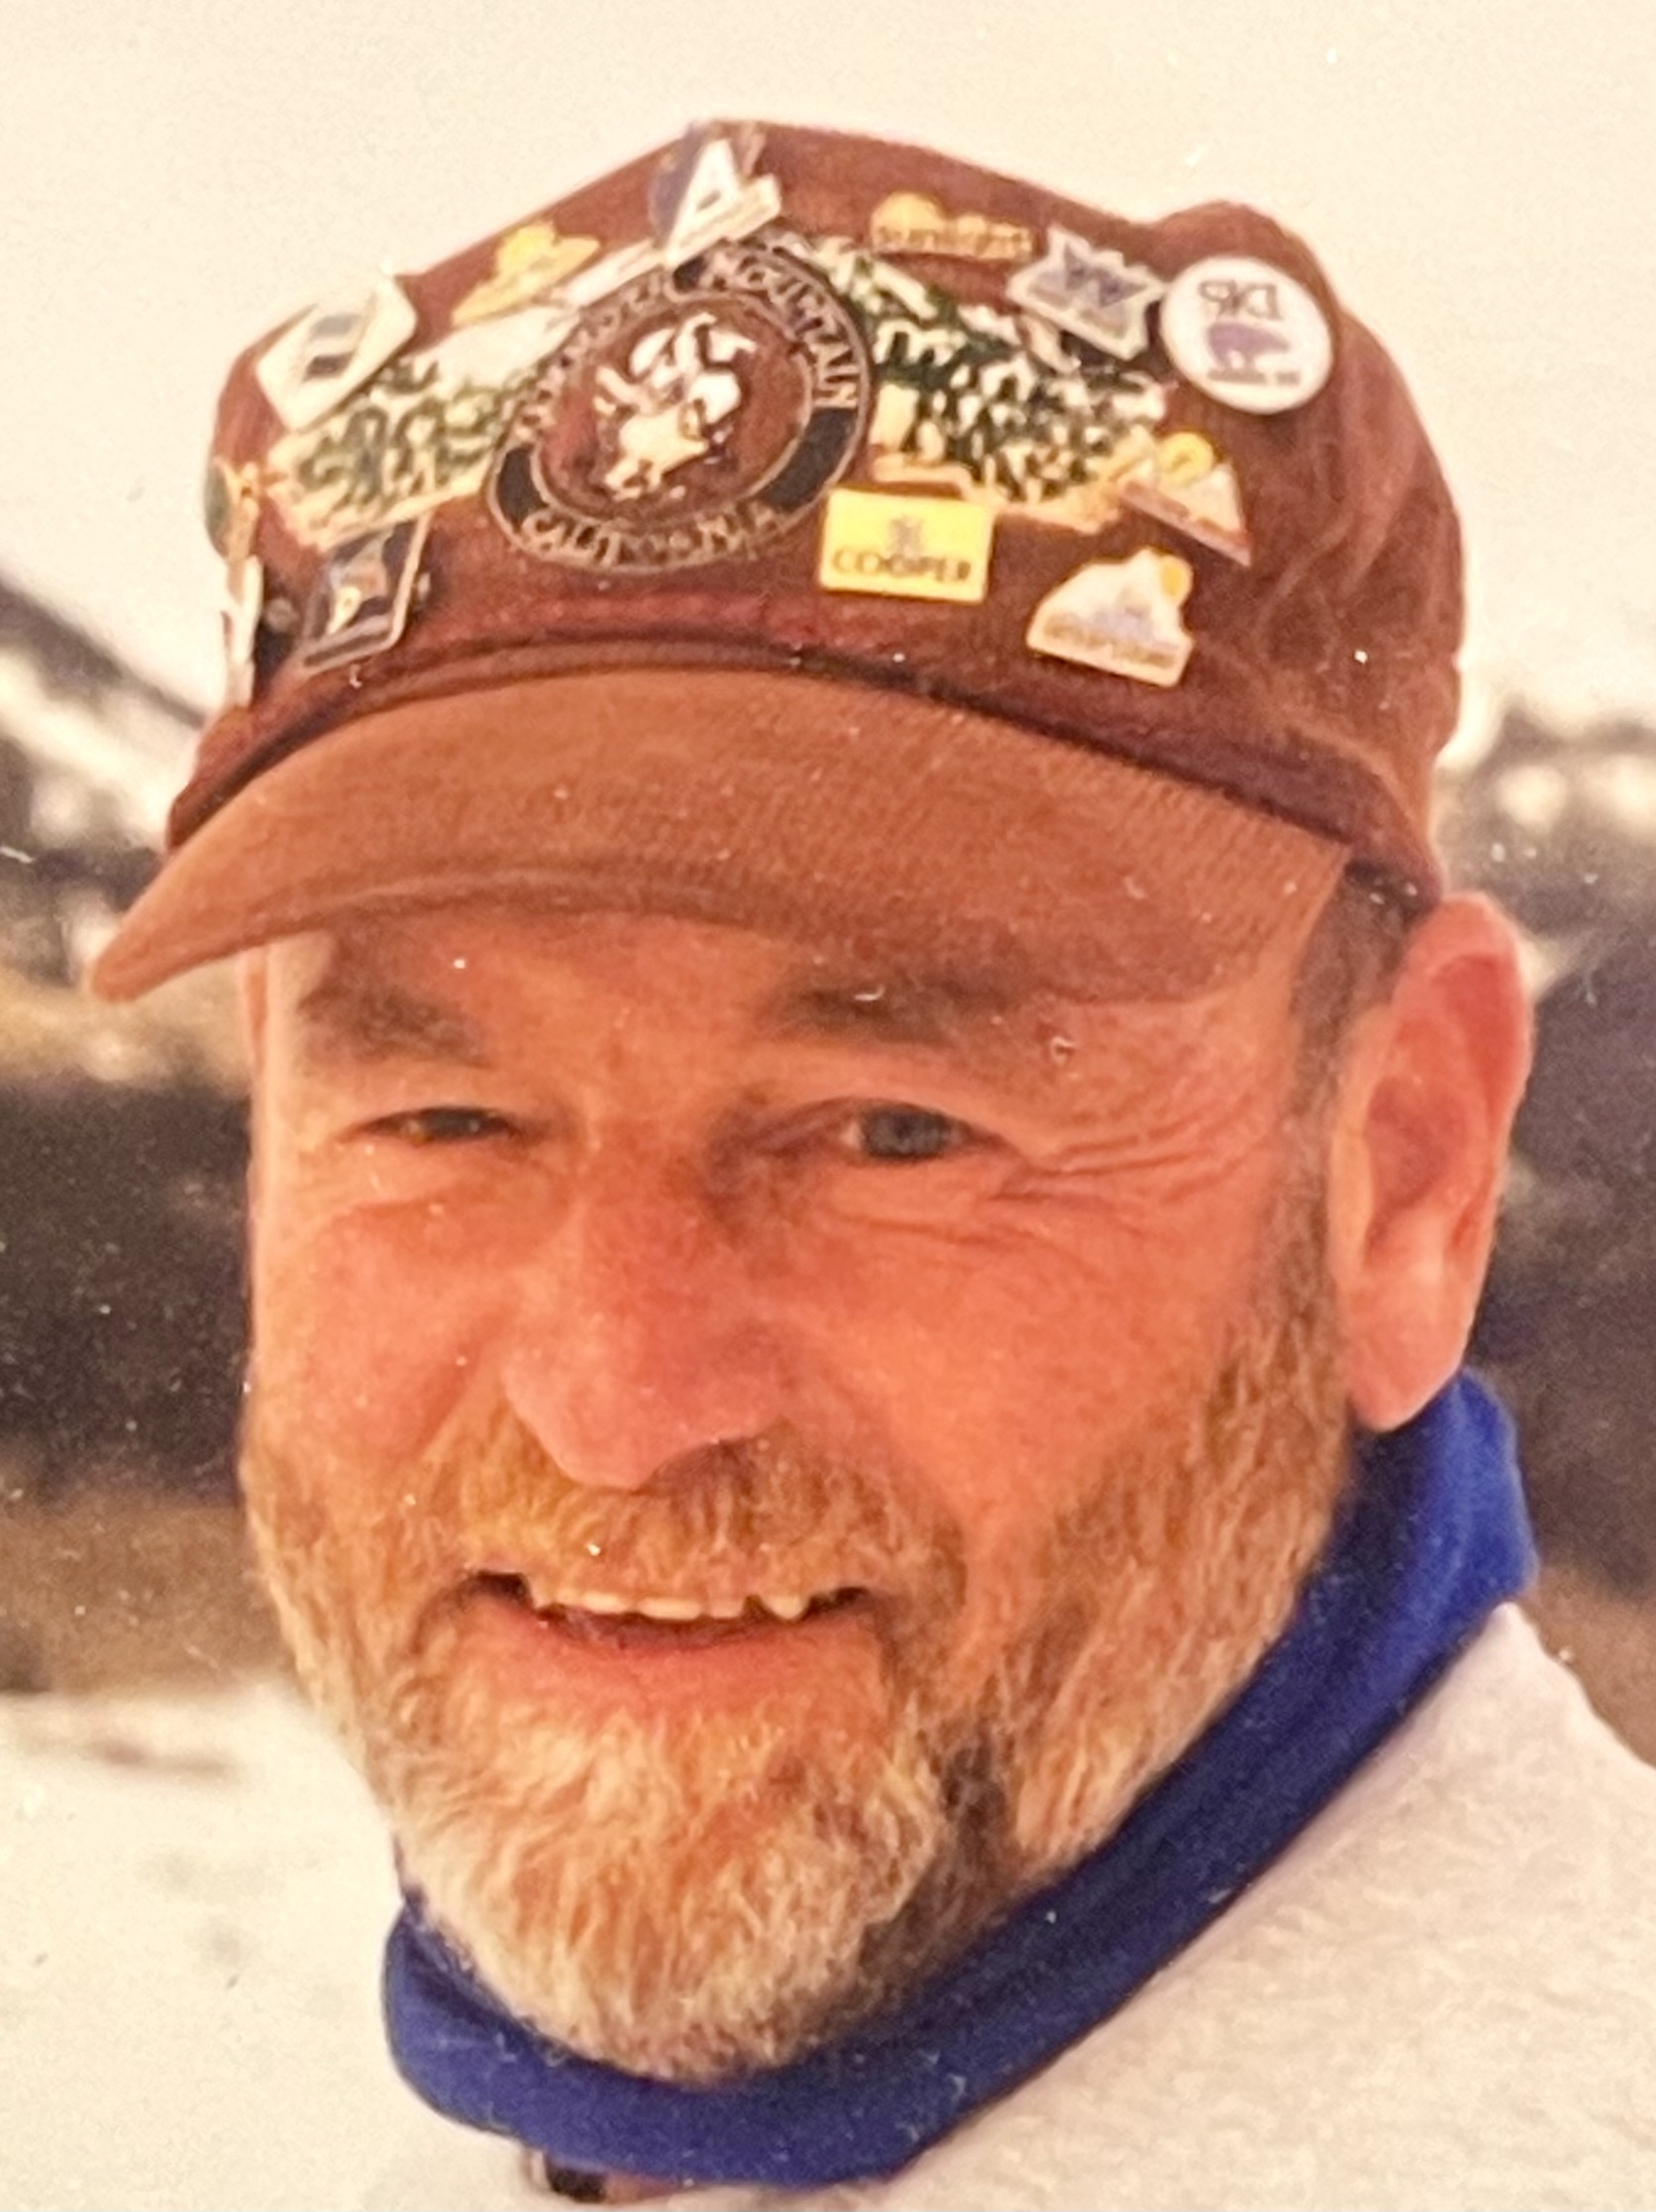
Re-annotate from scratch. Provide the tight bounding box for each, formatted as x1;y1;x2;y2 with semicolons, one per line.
453;1573;880;1712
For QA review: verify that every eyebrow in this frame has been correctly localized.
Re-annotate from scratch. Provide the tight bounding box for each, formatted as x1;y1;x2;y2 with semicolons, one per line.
293;968;491;1067
759;970;1024;1042
755;966;1061;1088
291;952;1057;1082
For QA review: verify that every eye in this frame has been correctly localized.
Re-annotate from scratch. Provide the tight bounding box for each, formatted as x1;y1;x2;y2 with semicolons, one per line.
362;1106;514;1147
837;1105;980;1164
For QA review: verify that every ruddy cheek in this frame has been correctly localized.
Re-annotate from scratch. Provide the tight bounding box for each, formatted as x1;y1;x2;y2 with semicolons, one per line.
253;1214;497;1466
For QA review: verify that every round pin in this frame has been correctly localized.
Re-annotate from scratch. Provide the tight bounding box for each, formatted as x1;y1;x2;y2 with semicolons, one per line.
488;241;869;575
1159;256;1333;416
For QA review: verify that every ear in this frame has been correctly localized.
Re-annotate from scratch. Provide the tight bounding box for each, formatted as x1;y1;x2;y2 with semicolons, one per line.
1326;895;1533;1430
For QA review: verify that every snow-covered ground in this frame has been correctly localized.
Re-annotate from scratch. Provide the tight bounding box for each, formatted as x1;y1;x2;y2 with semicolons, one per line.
0;1679;518;2212
4;1628;1653;2210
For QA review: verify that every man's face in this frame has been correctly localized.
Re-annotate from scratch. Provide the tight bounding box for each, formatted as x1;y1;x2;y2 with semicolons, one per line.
241;899;1352;2082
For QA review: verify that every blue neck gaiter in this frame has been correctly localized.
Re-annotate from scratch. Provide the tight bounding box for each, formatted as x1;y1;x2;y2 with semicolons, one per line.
384;1370;1534;2192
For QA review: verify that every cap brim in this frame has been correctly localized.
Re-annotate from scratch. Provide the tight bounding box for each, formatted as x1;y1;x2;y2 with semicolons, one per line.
90;667;1346;1003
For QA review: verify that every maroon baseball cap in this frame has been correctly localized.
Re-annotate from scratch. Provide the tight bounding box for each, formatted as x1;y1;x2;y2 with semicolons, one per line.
91;122;1461;1003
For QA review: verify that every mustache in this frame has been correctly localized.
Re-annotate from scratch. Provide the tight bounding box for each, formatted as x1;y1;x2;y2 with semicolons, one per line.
408;1401;968;1614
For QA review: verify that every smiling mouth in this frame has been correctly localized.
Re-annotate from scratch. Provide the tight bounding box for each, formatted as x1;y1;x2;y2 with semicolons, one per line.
471;1571;868;1647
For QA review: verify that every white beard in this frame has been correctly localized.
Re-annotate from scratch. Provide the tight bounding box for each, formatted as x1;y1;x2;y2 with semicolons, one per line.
380;1665;962;2081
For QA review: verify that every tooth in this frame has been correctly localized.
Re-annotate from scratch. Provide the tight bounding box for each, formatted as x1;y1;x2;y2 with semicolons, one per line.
569;1590;630;1617
515;1582;831;1626
520;1581;630;1615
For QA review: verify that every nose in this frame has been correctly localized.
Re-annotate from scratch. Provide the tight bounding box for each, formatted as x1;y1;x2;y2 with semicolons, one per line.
498;1142;789;1491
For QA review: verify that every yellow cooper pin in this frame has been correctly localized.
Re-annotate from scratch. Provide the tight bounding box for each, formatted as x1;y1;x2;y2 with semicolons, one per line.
818;487;993;604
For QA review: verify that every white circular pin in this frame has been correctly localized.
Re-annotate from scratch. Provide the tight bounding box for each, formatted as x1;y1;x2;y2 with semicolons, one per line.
1160;255;1333;416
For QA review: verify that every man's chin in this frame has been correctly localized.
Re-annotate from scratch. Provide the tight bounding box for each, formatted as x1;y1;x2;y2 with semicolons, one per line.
244;1505;977;2079
367;1656;961;2082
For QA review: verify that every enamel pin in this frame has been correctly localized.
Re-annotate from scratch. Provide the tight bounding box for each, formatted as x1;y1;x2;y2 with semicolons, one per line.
652;124;782;267
1008;229;1165;362
296;512;431;673
1119;432;1251;565
869;192;1034;262
1159;256;1333;415
818;488;993;604
452;223;601;326
256;272;420;431
1026;549;1195;687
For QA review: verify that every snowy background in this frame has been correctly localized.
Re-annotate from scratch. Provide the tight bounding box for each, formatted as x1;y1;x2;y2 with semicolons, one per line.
1;4;1653;2206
